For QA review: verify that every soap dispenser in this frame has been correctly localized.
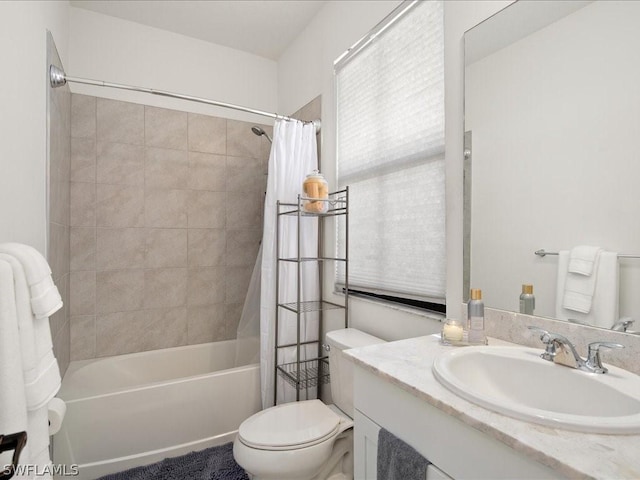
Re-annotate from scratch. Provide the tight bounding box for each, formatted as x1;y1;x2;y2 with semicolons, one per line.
467;288;486;345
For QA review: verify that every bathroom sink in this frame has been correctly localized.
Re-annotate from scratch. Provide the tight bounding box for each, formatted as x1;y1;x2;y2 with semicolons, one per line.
432;346;640;434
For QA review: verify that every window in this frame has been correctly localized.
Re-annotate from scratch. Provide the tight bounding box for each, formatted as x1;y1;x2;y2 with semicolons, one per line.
335;0;445;307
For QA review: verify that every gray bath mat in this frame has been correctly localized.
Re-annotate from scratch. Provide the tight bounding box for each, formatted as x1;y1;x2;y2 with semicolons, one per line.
97;442;249;480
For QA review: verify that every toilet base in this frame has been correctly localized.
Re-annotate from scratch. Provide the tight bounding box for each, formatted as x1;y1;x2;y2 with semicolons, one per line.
238;430;353;480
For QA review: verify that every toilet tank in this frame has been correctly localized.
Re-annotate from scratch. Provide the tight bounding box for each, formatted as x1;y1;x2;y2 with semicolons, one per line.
325;328;386;418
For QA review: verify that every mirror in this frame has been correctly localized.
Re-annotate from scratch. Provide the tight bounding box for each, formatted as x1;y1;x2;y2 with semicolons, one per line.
464;0;640;333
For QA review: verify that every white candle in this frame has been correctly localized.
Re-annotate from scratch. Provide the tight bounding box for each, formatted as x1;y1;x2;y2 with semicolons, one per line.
442;323;464;342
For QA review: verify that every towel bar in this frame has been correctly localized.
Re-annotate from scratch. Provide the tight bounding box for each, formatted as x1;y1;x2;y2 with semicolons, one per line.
535;249;639;259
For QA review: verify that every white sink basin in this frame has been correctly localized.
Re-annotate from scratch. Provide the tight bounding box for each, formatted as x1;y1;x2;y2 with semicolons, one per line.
432;346;640;434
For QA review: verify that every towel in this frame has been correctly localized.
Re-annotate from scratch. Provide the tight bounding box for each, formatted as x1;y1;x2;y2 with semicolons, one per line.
0;254;61;411
0;260;31;476
377;428;430;480
568;245;602;276
556;251;619;329
0;243;63;319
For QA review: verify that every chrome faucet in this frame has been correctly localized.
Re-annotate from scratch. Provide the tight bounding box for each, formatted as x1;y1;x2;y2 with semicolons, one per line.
528;326;624;374
611;317;635;332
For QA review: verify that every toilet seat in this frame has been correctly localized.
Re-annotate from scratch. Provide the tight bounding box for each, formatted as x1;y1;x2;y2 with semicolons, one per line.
238;400;341;451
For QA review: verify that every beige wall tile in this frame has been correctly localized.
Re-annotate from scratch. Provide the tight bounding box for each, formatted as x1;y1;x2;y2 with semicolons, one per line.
97;142;144;186
71;94;96;139
145;106;187;150
70;315;96;361
96;183;145;227
225;266;253;305
224;303;244;339
145;188;188;228
226;156;262;192
187;267;225;306
145;147;189;189
52;320;70;376
70;270;96;315
97;98;144;145
258;124;273;160
49;223;69;280
188;152;226;191
96;269;144;314
226;228;261;266
70;182;96;226
49;275;68;336
96;311;147;356
187;305;225;344
188;113;226;154
96;228;145;270
146;229;188;268
70;137;96;183
143;307;187;350
188;229;226;267
68;95;270;360
188;191;226;228
70;227;96;271
226;191;261;228
227;119;262;159
144;268;187;308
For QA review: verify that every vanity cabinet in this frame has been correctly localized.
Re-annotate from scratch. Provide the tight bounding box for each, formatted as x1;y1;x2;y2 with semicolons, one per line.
353;366;560;480
354;408;452;480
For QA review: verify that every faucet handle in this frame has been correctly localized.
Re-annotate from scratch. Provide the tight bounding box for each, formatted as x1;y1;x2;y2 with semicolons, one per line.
586;342;624;374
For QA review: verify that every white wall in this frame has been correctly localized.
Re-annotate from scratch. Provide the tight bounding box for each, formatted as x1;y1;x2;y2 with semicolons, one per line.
68;7;278;124
467;1;640;323
278;0;510;338
0;1;70;253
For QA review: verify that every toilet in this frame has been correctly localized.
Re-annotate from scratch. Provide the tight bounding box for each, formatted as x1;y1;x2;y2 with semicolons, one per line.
233;328;385;480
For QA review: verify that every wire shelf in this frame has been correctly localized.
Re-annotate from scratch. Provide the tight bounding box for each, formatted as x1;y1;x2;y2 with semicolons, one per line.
277;357;330;389
278;300;345;314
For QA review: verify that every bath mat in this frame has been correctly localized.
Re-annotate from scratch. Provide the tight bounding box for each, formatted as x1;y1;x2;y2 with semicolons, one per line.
97;442;249;480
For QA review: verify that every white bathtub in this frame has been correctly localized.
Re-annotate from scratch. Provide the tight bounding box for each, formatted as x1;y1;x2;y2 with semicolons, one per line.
53;340;261;480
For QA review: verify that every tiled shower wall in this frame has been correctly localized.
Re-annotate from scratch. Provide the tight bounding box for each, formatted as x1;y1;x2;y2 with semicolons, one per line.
68;94;270;360
48;33;71;374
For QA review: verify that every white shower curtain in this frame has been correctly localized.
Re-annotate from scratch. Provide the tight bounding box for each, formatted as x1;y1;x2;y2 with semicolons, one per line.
260;119;319;408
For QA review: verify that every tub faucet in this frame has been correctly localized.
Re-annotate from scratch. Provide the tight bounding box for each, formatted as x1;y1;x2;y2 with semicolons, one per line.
527;326;624;374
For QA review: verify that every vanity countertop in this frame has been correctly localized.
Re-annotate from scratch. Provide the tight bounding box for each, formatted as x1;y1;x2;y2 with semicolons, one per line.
345;335;640;480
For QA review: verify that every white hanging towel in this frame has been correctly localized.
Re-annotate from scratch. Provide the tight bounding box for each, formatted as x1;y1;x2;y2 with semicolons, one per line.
0;259;32;478
0;244;63;480
555;249;619;329
0;247;62;411
0;243;63;319
568;245;602;276
563;246;602;313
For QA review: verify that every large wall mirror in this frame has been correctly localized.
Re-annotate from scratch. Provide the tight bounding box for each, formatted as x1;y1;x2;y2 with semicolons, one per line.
464;0;640;333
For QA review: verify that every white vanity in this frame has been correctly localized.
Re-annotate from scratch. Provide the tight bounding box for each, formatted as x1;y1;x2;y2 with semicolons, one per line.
347;335;640;479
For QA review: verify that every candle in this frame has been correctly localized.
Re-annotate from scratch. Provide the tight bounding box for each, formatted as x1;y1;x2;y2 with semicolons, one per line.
442;322;464;343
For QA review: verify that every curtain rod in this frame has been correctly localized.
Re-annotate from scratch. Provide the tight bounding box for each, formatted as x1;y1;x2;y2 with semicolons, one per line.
49;65;321;133
535;249;639;259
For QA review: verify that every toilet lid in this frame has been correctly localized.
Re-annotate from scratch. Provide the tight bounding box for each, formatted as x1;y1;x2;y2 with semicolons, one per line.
238;400;340;449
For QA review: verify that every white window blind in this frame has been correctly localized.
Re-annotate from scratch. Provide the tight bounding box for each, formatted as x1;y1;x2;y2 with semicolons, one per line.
336;0;445;303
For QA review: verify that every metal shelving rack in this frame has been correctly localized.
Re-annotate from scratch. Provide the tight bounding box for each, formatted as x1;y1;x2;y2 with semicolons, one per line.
274;187;349;403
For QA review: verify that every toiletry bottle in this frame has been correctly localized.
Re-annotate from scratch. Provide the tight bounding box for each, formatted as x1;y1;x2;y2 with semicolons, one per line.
519;284;535;315
467;288;486;345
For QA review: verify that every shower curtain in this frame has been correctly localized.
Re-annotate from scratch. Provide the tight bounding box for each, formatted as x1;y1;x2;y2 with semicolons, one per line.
258;119;319;408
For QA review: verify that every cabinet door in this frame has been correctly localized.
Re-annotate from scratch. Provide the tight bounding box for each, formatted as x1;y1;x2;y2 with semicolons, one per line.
354;409;380;480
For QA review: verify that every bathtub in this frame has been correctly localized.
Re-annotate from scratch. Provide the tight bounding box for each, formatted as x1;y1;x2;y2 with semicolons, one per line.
53;340;261;480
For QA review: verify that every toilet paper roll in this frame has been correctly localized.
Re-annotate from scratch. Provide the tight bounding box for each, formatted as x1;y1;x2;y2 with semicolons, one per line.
48;397;66;435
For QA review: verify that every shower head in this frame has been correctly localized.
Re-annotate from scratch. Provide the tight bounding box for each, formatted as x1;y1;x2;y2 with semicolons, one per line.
251;126;272;143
